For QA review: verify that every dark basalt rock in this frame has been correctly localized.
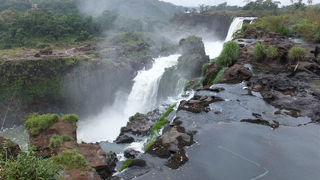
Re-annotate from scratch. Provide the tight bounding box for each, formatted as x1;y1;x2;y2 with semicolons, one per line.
220;64;252;83
146;120;194;169
178;95;224;113
241;119;280;129
120;109;161;136
127;159;146;168
124;149;140;159
114;135;135;144
0;137;21;160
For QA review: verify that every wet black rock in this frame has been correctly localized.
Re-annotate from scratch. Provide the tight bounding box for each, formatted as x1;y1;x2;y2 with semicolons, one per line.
114;135;135;144
120;109;161;136
146;119;194;169
124;149;140;159
241;119;280;129
178;95;224;113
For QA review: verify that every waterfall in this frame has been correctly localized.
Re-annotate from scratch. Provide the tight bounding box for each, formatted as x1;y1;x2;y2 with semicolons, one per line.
124;54;180;116
77;55;179;143
225;17;257;42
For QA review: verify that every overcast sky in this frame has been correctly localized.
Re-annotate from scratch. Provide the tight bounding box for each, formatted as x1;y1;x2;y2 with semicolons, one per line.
161;0;320;7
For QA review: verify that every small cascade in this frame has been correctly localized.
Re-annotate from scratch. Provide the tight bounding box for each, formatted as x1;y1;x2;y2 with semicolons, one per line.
225;17;257;42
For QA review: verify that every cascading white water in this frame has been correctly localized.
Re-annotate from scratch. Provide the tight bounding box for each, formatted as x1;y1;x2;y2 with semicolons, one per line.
78;17;256;143
225;17;257;42
204;17;256;59
125;54;180;116
77;54;179;143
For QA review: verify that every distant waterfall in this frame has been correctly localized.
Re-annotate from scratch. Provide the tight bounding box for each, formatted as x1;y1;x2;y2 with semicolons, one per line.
225;17;257;42
77;55;179;143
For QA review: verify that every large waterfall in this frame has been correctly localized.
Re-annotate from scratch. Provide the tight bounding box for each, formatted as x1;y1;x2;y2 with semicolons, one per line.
77;17;253;143
77;55;179;143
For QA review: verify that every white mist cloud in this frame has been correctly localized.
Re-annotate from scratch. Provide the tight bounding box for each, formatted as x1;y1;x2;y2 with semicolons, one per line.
161;0;320;7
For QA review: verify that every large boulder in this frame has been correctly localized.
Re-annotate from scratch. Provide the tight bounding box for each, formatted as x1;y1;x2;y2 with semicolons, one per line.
220;64;252;83
146;120;194;169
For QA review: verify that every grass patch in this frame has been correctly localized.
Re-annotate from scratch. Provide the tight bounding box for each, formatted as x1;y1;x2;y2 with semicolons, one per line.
211;67;228;85
119;158;133;172
129;113;143;122
254;42;266;61
201;63;209;76
288;46;307;62
215;41;240;67
62;114;79;124
0;151;62;180
51;150;92;171
266;45;278;59
144;139;156;152
25;113;59;136
49;135;74;150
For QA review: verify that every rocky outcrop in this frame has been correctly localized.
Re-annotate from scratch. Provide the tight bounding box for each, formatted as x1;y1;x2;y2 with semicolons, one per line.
0;137;21;159
118;110;161;137
27;117;117;179
220;64;252;83
158;36;209;100
178;95;224;113
124;149;140;159
146;120;194;169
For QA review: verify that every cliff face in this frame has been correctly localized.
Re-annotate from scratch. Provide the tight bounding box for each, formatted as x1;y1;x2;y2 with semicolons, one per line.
172;13;233;40
0;57;136;128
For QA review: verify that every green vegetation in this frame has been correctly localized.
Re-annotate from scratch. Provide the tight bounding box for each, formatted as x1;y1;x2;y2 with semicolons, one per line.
216;41;240;67
254;43;267;61
201;41;239;86
49;135;74;150
120;158;133;172
144;139;156;151
129;113;143;122
25;113;59;136
145;103;177;151
246;6;320;43
62;114;79;124
288;46;307;62
51;150;92;171
201;63;209;76
0;151;62;180
266;45;279;59
184;79;201;91
212;67;228;84
151;103;176;136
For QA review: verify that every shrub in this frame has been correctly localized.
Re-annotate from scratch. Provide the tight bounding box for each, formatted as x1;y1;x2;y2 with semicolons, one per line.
25;113;59;136
62;114;79;124
49;135;73;150
216;41;240;67
288;46;307;62
266;45;278;59
254;43;266;61
184;79;201;91
211;67;227;85
0;151;62;179
51;150;92;171
201;63;209;76
120;158;133;172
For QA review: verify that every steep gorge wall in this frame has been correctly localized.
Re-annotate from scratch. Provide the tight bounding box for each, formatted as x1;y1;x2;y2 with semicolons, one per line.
172;13;233;40
0;57;135;128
